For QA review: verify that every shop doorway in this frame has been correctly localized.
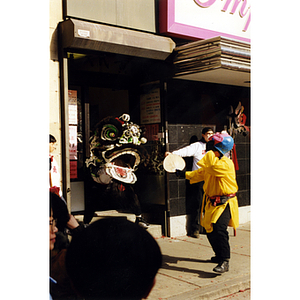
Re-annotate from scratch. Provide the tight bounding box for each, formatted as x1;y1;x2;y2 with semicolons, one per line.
68;85;130;213
66;51;167;231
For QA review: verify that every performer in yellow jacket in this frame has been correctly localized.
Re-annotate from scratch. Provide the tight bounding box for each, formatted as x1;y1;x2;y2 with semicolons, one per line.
185;133;239;273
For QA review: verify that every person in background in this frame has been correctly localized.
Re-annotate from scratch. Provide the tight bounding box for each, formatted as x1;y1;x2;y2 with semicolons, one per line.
49;134;63;198
165;127;214;238
65;217;162;300
50;192;81;252
50;201;58;251
50;197;59;300
50;192;84;300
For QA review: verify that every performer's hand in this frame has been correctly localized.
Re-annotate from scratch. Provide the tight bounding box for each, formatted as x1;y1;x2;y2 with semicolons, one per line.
175;169;186;178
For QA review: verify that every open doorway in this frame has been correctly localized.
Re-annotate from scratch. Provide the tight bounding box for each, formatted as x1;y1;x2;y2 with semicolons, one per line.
66;51;168;233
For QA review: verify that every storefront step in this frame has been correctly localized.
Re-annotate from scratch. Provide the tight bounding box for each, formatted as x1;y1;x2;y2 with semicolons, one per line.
74;211;162;238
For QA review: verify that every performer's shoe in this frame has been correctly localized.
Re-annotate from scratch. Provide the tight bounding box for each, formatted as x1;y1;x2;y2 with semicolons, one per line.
213;260;229;273
135;216;149;229
190;230;200;238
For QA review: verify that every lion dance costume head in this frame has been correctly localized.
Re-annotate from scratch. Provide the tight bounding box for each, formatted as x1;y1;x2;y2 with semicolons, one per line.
85;113;147;186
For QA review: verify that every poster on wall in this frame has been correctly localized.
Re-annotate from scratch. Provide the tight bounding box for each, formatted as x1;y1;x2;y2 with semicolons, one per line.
144;124;160;141
68;90;78;125
69;125;77;179
68;90;78;179
69;125;77;160
70;161;78;179
140;87;161;124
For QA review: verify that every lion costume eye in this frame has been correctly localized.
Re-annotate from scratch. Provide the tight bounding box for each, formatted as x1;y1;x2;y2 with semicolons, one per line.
101;125;118;141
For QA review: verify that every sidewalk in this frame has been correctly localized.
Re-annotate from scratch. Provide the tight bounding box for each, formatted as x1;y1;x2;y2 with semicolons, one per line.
75;213;250;299
147;222;251;300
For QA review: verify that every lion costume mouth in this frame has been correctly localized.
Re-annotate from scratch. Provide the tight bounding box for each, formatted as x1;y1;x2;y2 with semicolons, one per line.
104;149;141;168
86;148;143;185
104;149;141;184
105;163;136;184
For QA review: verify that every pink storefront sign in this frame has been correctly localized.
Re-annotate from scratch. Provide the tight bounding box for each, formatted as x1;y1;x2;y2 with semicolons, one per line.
159;0;250;43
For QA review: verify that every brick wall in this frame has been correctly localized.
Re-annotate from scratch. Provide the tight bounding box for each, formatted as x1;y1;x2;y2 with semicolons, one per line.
234;131;251;207
167;124;250;218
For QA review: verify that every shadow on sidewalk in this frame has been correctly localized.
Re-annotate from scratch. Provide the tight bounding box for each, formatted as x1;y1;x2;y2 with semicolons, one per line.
161;255;221;279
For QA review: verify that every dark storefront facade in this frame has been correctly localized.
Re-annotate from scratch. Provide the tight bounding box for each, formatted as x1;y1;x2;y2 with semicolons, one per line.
51;0;251;236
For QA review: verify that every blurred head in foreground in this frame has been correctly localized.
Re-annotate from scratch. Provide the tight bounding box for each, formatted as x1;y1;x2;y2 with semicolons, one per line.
65;217;162;299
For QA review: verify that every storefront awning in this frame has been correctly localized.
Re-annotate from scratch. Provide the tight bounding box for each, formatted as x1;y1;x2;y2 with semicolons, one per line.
173;36;250;87
59;19;176;60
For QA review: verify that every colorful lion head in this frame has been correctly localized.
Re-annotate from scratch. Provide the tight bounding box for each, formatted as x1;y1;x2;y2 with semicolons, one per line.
85;114;147;185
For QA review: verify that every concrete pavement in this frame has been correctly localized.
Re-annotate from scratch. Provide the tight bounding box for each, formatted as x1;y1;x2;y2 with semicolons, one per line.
147;222;250;300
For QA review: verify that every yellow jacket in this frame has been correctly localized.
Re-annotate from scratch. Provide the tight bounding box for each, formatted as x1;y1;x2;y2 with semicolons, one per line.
186;151;239;233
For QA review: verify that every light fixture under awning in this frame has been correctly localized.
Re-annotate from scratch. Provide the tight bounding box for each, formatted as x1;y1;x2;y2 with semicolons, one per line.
173;36;250;87
59;19;176;60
